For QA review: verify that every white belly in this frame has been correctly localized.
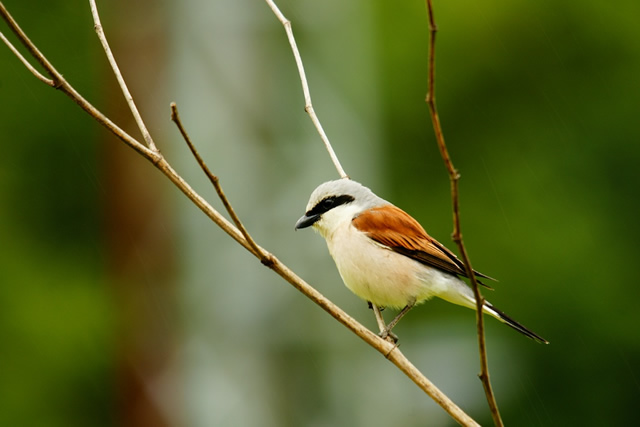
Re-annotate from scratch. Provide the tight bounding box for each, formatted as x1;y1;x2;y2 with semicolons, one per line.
325;221;461;309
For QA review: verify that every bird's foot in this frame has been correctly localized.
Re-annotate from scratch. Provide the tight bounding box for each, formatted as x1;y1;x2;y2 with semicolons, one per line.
379;328;399;343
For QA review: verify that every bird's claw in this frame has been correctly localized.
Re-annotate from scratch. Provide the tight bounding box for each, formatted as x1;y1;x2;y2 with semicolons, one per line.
379;329;399;343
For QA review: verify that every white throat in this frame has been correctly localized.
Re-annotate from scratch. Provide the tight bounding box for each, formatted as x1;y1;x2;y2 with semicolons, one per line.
313;203;364;240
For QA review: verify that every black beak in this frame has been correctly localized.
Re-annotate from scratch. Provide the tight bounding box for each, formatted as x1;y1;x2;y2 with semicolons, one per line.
295;213;320;230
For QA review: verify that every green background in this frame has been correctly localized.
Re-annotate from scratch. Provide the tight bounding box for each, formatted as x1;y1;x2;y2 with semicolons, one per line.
1;0;638;425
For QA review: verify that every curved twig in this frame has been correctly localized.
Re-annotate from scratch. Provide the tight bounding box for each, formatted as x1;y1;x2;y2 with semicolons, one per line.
169;102;268;263
89;0;158;152
264;0;348;179
0;31;53;85
424;1;503;425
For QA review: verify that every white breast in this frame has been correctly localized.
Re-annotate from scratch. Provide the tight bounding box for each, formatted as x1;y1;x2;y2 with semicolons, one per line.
324;219;456;309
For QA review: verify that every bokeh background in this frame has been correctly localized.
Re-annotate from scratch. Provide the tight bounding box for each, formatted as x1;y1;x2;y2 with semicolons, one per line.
1;0;639;426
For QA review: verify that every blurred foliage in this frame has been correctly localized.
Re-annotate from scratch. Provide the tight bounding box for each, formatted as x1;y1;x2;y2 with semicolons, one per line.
373;0;640;425
1;0;639;426
0;2;115;426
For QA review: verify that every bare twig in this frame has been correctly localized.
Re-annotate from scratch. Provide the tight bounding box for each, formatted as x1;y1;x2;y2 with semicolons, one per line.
0;31;53;85
424;1;503;425
89;0;158;152
0;2;59;86
264;0;348;179
169;102;268;263
1;1;481;425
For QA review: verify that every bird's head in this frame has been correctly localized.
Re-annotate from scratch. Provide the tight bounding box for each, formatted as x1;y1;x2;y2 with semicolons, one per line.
295;178;387;238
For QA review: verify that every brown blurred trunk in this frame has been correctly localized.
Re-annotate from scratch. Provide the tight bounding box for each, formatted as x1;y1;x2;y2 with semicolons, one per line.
101;2;177;426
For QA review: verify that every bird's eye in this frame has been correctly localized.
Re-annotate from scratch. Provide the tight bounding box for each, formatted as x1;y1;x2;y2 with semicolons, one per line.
321;198;335;210
307;194;354;217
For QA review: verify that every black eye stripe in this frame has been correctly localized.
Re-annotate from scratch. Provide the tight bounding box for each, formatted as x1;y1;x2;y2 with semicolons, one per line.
306;194;355;216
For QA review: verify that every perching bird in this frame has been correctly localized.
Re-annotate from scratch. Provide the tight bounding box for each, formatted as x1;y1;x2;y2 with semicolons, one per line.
295;178;548;344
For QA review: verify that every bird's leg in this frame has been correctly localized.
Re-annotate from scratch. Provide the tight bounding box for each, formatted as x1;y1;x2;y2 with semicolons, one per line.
380;300;416;340
369;302;399;343
369;302;387;334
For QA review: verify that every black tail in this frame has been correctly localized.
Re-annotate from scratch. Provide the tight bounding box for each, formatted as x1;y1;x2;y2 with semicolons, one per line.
486;303;549;344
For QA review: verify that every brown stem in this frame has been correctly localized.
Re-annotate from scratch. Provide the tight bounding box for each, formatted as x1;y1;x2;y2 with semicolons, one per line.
424;0;504;425
169;102;268;264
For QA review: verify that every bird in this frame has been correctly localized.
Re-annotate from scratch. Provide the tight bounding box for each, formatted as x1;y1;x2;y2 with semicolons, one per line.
295;178;548;344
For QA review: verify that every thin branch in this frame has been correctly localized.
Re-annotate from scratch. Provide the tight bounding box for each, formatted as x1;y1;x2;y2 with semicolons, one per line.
0;2;61;85
424;1;503;426
0;30;54;85
1;2;480;425
264;0;348;179
169;102;267;263
268;262;479;427
89;0;158;152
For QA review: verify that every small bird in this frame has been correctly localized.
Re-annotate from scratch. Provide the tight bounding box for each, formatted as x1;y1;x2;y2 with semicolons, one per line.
295;178;548;344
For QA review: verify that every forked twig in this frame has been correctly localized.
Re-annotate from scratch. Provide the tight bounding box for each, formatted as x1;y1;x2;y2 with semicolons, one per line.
0;2;152;161
0;31;53;85
264;0;348;179
424;1;503;425
89;0;158;152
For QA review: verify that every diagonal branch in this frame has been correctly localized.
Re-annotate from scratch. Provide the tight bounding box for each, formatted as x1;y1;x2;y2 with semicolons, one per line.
424;1;503;425
1;1;480;425
169;102;267;263
264;0;348;179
